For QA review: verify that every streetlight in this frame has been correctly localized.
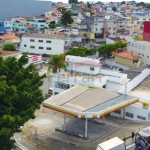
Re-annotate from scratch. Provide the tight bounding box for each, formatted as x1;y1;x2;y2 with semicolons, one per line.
35;129;38;150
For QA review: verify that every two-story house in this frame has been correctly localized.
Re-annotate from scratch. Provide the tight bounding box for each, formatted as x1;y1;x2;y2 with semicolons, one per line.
12;22;27;32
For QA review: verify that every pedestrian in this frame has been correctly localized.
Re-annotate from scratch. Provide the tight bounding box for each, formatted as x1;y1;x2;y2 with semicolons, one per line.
132;131;135;140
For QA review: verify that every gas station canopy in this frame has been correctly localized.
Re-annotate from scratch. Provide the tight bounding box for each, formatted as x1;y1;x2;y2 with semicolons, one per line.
43;85;139;118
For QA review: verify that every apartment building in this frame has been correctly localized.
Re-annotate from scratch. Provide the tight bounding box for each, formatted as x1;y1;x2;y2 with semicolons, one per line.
4;21;13;33
13;22;27;32
106;20;118;38
19;34;71;55
94;16;104;38
127;41;150;65
0;21;6;35
26;19;48;30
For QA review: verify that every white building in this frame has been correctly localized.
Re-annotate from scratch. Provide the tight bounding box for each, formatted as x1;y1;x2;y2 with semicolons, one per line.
127;41;150;65
19;34;71;55
52;55;150;96
94;17;104;38
50;55;150;122
4;21;13;33
106;20;118;38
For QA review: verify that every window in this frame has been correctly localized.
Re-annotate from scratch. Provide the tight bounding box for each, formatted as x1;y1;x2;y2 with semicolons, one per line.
113;27;116;29
38;40;43;43
132;44;134;47
142;54;144;57
113;33;115;35
46;47;51;50
46;40;51;43
39;47;43;49
115;110;121;114
143;46;145;50
90;67;94;71
138;53;141;55
54;92;59;95
135;45;137;48
54;82;70;90
126;112;133;118
95;24;97;25
30;46;35;49
24;44;27;47
30;39;35;42
147;56;149;58
137;115;146;120
139;46;141;49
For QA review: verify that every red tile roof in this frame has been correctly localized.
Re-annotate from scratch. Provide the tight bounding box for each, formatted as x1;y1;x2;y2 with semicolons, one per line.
0;51;19;56
1;34;19;40
115;52;140;60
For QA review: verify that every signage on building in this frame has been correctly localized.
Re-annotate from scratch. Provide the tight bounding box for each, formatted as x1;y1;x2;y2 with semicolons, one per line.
28;55;42;63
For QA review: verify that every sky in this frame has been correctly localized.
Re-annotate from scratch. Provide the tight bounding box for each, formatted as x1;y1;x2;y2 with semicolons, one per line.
40;0;150;2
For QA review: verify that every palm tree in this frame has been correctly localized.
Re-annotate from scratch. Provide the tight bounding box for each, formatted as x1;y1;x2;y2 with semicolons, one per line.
48;54;66;73
47;54;66;94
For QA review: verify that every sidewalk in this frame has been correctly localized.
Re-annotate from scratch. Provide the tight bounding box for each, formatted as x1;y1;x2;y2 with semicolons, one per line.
14;133;42;150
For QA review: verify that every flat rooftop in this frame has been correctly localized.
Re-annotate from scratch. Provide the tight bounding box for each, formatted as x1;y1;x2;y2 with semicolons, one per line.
43;85;139;118
23;33;70;39
121;66;149;80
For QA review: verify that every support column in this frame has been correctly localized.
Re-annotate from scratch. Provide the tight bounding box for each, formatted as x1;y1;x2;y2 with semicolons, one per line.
64;114;66;131
103;116;105;123
85;118;88;138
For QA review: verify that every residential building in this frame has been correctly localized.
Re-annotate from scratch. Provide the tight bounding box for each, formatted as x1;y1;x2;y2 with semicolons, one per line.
0;0;52;19
47;16;60;24
12;22;27;32
127;41;150;65
26;19;48;30
131;12;150;17
27;24;38;34
0;50;19;59
1;34;20;44
4;21;13;33
94;16;104;38
106;20;118;38
0;21;6;35
115;52;140;68
19;34;71;55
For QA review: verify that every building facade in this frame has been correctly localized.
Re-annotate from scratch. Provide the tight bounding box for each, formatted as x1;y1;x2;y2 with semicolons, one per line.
0;21;6;35
19;34;71;55
127;41;150;65
4;21;13;33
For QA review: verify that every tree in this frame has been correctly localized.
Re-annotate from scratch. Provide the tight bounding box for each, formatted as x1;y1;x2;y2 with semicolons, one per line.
57;7;66;13
121;1;125;5
49;21;56;29
65;47;96;57
87;2;91;8
60;10;74;26
97;42;127;58
3;43;15;51
112;7;117;12
68;0;78;4
48;54;66;73
0;54;45;150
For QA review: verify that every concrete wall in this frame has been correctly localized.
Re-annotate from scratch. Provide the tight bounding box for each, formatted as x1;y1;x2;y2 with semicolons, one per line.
115;56;139;68
106;38;115;44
